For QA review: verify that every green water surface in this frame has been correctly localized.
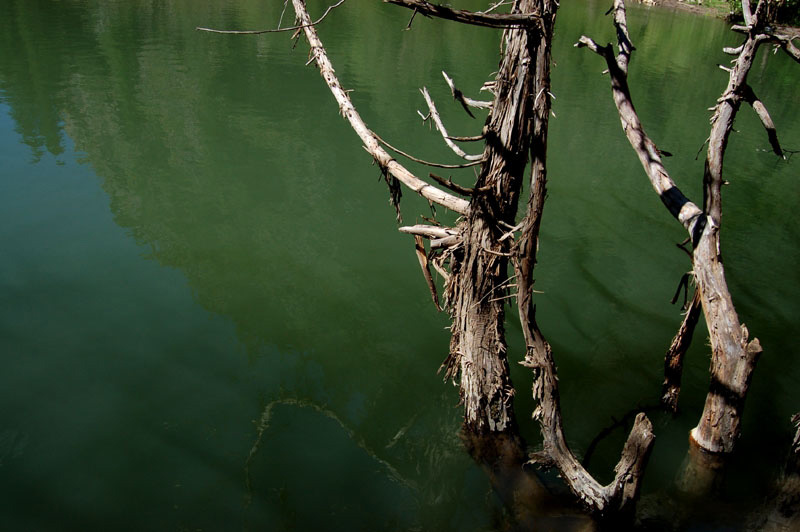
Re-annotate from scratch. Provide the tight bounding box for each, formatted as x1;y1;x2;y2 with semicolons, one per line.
1;0;798;530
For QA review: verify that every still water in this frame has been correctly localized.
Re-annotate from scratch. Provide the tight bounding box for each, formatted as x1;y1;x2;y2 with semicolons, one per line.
1;0;798;529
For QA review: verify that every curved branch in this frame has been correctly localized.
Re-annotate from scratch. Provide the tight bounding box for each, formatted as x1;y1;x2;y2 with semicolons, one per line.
289;0;469;214
374;133;484;169
574;33;705;239
420;87;484;161
384;0;541;28
197;0;346;34
518;310;655;516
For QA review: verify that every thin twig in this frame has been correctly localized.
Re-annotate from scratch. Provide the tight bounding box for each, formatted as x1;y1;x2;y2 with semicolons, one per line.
428;172;475;195
197;0;347;34
446;134;485;142
374;132;485;169
420;87;484;160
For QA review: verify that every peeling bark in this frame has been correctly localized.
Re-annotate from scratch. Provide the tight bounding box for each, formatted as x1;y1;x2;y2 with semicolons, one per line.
437;0;545;435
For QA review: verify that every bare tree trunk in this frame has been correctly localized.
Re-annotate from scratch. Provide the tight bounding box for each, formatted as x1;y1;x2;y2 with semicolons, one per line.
439;0;541;435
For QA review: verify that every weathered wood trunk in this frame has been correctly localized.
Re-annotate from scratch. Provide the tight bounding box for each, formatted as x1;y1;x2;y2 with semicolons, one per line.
689;33;764;453
440;0;540;435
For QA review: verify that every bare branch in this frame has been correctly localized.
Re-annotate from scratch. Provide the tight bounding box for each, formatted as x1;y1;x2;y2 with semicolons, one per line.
447;134;485;142
518;310;655;515
420;87;484;161
576;15;705;239
428;172;477;196
610;0;634;73
742;0;754;27
772;33;800;63
574;35;605;55
197;0;346;34
384;0;541;29
414;235;442;311
373;132;485;169
431;235;461;249
742;84;784;158
398;224;458;239
662;289;703;412
580;0;769;455
441;71;492;115
286;0;469;215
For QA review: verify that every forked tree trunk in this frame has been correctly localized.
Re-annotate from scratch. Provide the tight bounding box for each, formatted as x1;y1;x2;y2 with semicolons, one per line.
577;0;799;456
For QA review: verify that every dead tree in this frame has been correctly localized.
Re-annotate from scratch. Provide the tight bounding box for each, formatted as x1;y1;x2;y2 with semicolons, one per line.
287;0;653;516
197;0;655;515
196;0;794;518
577;0;798;455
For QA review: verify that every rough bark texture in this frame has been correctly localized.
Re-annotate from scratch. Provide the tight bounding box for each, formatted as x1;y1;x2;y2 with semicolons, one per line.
690;13;768;451
439;0;541;435
391;0;656;514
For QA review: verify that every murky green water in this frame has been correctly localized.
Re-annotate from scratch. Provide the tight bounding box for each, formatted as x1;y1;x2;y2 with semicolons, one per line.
1;0;798;530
